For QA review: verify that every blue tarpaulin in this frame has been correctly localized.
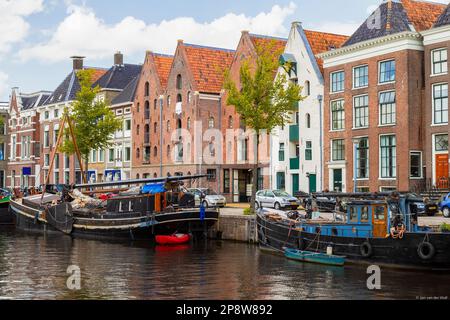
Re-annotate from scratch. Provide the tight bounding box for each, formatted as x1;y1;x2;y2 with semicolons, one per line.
141;183;166;195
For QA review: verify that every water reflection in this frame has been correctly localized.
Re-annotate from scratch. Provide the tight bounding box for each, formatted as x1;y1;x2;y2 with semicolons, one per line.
0;227;449;300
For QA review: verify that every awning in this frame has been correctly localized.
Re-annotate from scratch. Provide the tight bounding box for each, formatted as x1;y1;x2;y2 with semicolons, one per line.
141;183;167;195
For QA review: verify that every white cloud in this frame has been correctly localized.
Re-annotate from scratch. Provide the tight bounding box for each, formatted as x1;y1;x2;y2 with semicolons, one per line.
18;2;297;62
0;71;9;99
0;0;44;53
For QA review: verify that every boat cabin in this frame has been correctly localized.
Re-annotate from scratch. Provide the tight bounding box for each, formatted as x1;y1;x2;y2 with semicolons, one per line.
301;200;390;239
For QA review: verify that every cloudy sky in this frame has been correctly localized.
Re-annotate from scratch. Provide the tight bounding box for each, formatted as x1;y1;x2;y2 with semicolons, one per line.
1;0;449;101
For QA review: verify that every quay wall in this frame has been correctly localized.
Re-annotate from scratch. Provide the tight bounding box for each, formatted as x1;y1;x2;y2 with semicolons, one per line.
209;212;258;243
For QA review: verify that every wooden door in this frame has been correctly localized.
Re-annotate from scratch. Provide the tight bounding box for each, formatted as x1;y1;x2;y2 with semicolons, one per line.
309;174;317;193
372;205;388;238
435;154;449;189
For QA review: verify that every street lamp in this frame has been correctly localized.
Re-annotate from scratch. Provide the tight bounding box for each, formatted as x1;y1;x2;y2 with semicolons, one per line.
353;137;360;193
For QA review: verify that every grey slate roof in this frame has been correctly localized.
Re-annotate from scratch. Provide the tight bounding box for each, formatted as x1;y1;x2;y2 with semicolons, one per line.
93;64;142;91
21;92;52;110
43;71;79;105
434;5;450;28
111;76;139;106
344;1;413;47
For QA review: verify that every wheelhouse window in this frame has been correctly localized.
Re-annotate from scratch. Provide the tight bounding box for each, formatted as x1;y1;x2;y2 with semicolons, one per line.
349;207;358;222
379;60;396;83
356;137;369;179
374;206;385;221
332;139;345;161
380;135;396;178
331;99;345;130
379;91;396;125
410;152;422;178
331;70;345;93
432;48;448;75
361;206;369;222
353;65;368;88
353;95;369;128
433;83;448;124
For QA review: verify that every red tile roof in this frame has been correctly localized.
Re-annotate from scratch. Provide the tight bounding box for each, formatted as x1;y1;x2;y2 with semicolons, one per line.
249;34;287;56
88;68;108;83
153;53;174;88
304;30;349;73
401;0;446;31
183;44;235;94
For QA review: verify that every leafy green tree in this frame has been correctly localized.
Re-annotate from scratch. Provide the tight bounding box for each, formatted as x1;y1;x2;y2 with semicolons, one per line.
224;40;304;210
59;69;122;182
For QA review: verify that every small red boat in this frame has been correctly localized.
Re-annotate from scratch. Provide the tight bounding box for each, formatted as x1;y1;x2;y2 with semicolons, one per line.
155;233;191;245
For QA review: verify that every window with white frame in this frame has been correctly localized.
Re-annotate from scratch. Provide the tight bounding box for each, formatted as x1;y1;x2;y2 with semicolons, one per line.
44;130;50;148
410;152;422;178
380;135;396;178
379;60;396;83
379;91;396;125
331;100;345;130
108;149;114;162
432;48;448;75
353;65;368;88
353;95;369;128
435;134;448;152
332;139;345;161
433;83;448;124
356;137;369;179
331;71;345;93
99;150;104;162
125;147;131;162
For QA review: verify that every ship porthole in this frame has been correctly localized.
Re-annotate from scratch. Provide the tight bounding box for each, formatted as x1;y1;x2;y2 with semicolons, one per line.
360;242;373;258
417;242;435;260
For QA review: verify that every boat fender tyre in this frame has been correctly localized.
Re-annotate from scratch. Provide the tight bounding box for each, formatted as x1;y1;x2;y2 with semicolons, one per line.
443;207;450;218
360;242;373;258
417;242;435;260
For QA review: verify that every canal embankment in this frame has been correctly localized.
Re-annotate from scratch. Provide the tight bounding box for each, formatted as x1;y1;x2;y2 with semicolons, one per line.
211;205;450;243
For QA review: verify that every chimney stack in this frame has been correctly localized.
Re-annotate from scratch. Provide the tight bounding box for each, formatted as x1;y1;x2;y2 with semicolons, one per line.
114;51;124;66
71;56;85;70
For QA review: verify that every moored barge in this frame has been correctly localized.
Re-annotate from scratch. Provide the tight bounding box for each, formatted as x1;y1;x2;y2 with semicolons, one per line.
258;194;450;271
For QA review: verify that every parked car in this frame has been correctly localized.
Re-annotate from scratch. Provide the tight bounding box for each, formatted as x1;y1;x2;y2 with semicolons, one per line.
255;190;299;210
438;193;450;218
187;188;227;208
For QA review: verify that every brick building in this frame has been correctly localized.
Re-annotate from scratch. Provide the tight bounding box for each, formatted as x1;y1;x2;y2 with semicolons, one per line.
132;42;234;191
0;102;8;188
37;57;107;185
221;32;287;202
318;0;446;193
423;4;450;189
7;89;52;188
132;51;173;179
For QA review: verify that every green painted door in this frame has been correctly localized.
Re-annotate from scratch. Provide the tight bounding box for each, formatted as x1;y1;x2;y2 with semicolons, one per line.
292;174;299;195
333;169;343;192
309;174;317;193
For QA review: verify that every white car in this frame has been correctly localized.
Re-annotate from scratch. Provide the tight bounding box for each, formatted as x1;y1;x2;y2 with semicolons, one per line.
188;188;227;208
255;190;300;210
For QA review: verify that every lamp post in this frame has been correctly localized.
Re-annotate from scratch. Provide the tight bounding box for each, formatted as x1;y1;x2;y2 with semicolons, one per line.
353;137;360;193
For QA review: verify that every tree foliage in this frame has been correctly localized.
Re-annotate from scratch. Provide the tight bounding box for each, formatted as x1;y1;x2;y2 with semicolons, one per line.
224;40;304;135
59;69;122;162
224;39;304;210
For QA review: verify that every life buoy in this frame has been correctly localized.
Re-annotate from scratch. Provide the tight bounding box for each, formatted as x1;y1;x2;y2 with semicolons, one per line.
360;241;373;258
417;242;435;260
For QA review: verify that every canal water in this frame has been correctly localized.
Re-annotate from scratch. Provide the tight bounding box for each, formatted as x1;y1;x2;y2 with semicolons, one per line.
0;227;449;300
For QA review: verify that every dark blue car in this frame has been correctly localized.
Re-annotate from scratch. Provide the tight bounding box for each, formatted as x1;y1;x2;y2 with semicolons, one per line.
438;193;450;218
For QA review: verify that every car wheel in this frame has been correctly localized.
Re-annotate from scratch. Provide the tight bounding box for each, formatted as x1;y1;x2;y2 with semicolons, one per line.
274;202;281;210
203;201;209;208
443;207;450;218
255;202;260;210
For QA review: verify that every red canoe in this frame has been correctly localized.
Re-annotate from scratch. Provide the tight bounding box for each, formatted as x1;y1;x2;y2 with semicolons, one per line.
155;234;191;245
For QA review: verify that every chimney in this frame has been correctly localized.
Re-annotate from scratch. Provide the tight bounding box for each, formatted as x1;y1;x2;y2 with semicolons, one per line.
114;51;124;66
291;21;302;28
71;56;85;70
